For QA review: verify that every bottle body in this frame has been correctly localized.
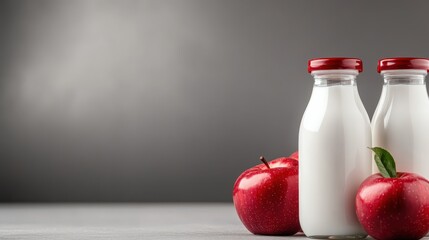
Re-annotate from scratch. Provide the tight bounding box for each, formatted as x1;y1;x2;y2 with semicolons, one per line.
299;70;371;238
372;70;429;179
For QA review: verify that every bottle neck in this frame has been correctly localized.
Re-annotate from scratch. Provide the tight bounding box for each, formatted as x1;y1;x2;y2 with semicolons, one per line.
312;70;358;87
382;70;427;85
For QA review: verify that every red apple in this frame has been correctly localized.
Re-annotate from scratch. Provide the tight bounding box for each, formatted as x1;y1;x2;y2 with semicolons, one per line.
233;156;299;235
356;147;429;240
289;151;299;160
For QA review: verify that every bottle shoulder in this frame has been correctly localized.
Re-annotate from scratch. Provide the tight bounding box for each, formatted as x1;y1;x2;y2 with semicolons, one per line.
300;86;370;133
372;85;429;127
301;86;369;118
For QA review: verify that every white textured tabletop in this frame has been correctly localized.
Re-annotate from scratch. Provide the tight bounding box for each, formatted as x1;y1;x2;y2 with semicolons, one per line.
0;203;425;240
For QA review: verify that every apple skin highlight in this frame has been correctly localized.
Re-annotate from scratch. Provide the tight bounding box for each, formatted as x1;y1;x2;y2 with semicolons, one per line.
289;151;299;160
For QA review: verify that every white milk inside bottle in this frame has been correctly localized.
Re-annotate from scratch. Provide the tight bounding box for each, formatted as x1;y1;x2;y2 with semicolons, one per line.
372;58;429;180
299;58;371;238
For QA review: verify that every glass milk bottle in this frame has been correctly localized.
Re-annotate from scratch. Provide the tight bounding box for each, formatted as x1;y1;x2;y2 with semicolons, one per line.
372;58;429;179
299;58;371;238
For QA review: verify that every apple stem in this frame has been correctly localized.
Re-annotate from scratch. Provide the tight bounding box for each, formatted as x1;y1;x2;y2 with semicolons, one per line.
259;156;270;169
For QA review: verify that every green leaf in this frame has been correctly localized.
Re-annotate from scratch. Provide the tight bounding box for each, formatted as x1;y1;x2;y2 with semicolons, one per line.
369;147;397;178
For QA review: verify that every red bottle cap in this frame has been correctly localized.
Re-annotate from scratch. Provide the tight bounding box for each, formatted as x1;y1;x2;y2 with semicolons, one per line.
308;58;363;73
377;58;429;73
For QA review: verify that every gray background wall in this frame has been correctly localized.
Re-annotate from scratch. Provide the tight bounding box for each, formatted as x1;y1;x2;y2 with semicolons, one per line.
1;0;428;202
